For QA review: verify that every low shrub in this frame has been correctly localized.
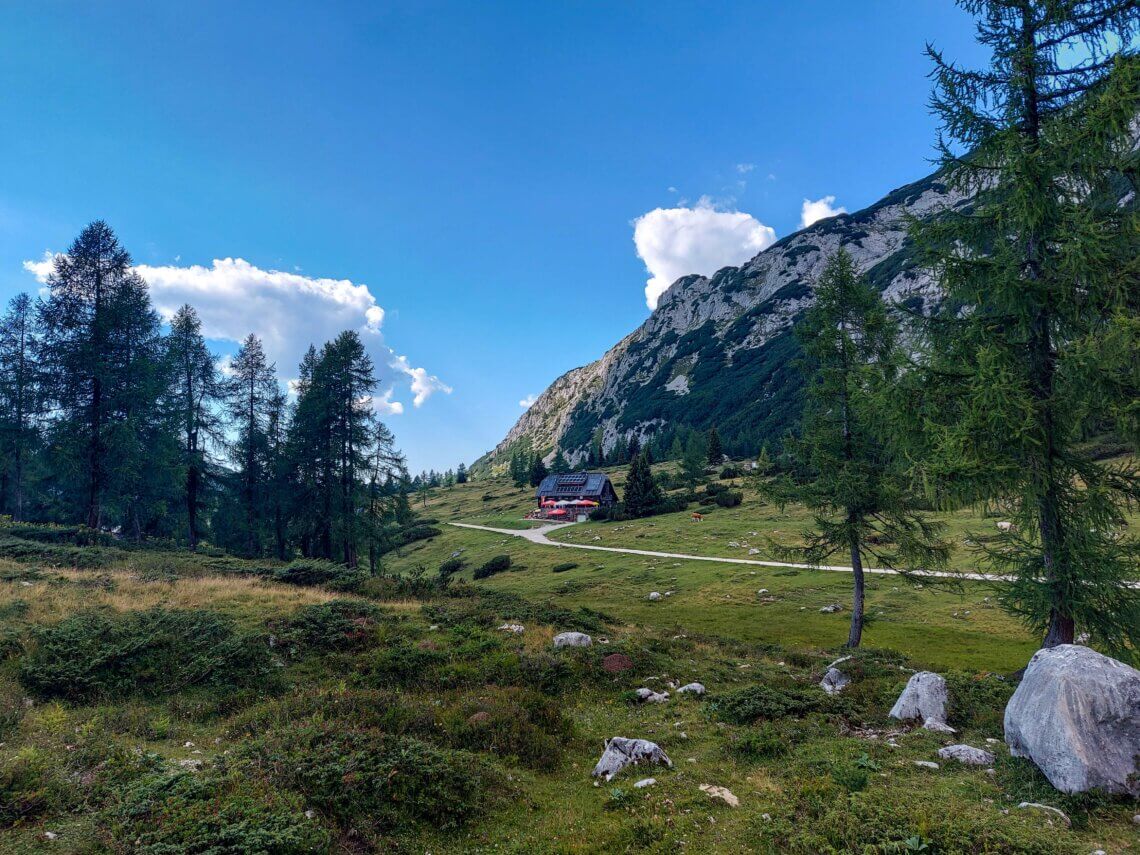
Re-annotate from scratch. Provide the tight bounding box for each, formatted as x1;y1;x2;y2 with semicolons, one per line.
438;557;466;575
241;722;501;832
444;687;573;770
275;599;383;655
100;770;329;853
20;608;274;702
393;524;443;548
272;559;368;591
0;746;77;827
944;671;1015;732
720;465;740;479
712;684;820;724
728;721;790;759
473;554;511;579
552;561;578;573
0;535;119;567
715;490;743;508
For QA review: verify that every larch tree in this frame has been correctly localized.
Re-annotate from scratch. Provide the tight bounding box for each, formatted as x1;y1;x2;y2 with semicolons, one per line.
37;221;167;531
905;0;1140;652
164;305;222;550
225;334;278;556
0;294;40;520
765;250;948;648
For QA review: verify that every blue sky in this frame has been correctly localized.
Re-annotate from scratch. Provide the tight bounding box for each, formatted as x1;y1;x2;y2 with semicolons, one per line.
0;1;986;473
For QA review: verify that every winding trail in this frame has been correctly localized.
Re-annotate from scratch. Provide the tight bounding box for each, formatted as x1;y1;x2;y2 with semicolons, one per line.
448;521;1016;583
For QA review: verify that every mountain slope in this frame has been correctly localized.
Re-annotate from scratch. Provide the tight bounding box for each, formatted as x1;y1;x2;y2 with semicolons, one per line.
475;168;972;473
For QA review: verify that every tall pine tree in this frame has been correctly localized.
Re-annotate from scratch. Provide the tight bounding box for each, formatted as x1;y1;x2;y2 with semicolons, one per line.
765;250;948;648
0;294;40;520
905;0;1140;652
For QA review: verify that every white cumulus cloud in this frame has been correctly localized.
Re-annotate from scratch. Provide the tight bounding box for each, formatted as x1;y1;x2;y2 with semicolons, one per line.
519;393;538;409
632;198;776;310
390;353;452;408
24;254;448;414
799;195;847;229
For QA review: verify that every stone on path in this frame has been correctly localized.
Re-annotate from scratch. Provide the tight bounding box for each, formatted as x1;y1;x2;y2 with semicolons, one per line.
699;784;740;807
937;744;995;766
1004;644;1140;796
553;631;592;648
889;672;952;731
591;737;672;782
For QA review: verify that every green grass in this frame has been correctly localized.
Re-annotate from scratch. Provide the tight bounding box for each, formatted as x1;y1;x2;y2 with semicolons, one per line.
1;475;1137;853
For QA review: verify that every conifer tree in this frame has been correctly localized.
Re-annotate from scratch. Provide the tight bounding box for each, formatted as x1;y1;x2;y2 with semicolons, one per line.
164;305;221;550
766;250;948;648
623;450;662;518
627;434;641;461
706;427;723;466
0;294;40;520
456;462;468;484
550;449;569;474
225;334;277;556
37;221;168;531
529;454;548;488
904;0;1140;652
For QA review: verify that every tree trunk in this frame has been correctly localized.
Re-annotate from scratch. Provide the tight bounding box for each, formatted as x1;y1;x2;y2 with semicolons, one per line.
847;526;865;648
186;459;199;551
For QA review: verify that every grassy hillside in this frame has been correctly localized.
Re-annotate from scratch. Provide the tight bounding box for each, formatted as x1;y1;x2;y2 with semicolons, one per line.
0;486;1137;852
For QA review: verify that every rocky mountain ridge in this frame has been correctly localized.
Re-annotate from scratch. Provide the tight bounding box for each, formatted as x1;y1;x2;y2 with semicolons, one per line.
475;167;972;474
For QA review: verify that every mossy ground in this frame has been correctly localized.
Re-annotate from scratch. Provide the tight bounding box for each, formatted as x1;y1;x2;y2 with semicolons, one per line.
0;473;1136;853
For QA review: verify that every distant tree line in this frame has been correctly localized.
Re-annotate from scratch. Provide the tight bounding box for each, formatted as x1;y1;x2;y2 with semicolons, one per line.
0;221;414;568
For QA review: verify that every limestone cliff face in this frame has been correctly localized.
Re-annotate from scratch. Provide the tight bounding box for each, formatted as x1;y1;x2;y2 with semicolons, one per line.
475;169;971;474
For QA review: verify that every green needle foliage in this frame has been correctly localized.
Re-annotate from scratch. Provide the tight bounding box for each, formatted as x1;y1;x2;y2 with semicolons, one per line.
764;250;949;648
901;0;1140;654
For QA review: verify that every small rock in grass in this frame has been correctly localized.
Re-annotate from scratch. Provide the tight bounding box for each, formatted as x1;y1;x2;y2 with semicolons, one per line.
937;744;995;766
1016;802;1071;827
553;631;592;648
923;718;957;734
889;672;950;729
1133;814;1140;826
635;688;670;704
591;737;672;782
819;603;843;613
913;761;939;770
497;623;525;634
820;668;850;695
677;682;706;696
634;778;656;788
699;784;740;807
44;832;58;841
648;591;662;601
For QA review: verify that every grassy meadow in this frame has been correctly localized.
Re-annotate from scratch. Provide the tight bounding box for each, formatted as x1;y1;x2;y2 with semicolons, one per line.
0;469;1137;852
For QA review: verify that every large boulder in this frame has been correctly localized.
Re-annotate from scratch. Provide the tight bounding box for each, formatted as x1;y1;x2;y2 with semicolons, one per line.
591;737;672;781
1004;644;1140;796
553;631;592;648
889;671;951;731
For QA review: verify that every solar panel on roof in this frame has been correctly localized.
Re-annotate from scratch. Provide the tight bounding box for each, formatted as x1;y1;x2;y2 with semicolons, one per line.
558;473;588;486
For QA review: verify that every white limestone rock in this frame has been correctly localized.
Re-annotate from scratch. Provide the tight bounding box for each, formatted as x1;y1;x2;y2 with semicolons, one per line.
820;668;850;695
591;737;672;782
1016;802;1071;827
635;688;670;704
937;744;995;766
889;672;950;729
699;784;740;807
677;682;706;696
553;631;592;648
1004;644;1140;796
